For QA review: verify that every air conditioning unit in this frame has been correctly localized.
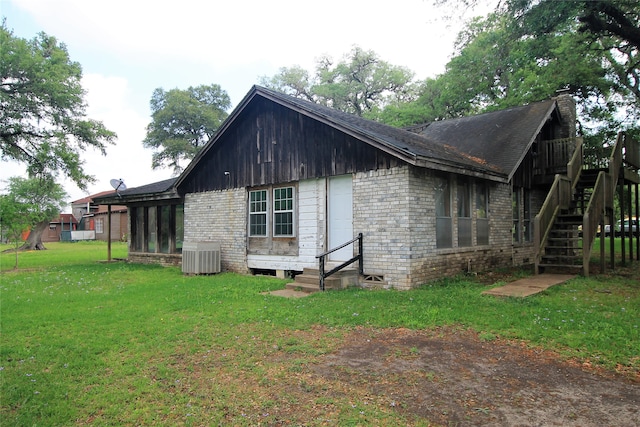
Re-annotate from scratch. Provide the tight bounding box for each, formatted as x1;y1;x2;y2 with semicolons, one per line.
182;242;221;274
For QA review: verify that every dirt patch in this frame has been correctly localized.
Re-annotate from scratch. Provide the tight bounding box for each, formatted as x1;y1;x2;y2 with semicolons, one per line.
312;327;640;426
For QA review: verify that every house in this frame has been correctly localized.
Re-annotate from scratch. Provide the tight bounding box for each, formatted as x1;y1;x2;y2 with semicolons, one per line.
70;192;128;241
94;85;639;289
43;214;77;242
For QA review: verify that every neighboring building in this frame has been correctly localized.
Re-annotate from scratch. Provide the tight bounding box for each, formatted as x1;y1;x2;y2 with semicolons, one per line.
43;214;78;242
94;85;639;289
71;192;127;241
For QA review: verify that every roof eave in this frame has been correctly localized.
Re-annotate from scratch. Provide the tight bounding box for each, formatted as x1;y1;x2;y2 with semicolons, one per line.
414;157;508;183
93;191;182;205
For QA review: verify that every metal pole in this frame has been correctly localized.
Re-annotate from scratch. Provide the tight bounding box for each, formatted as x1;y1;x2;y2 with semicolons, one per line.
358;233;363;275
319;256;325;291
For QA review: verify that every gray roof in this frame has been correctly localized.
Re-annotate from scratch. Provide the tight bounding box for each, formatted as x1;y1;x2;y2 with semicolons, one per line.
252;86;504;177
104;86;561;204
409;100;557;179
92;177;179;204
193;85;557;182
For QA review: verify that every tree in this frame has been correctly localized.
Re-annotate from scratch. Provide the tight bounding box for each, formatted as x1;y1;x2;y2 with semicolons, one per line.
504;0;640;102
0;176;66;258
0;21;116;189
0;193;32;268
260;46;419;118
143;84;231;174
383;4;637;155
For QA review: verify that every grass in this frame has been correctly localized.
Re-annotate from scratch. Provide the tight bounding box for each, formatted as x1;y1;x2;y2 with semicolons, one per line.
1;241;638;426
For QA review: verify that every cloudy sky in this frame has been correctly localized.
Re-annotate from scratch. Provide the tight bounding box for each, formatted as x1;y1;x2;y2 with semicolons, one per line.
1;0;490;207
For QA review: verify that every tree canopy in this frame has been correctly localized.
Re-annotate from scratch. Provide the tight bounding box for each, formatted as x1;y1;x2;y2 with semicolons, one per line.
142;84;231;174
379;0;638;145
260;46;418;118
0;22;116;189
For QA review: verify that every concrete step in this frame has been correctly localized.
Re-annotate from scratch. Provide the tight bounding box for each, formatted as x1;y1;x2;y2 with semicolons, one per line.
289;267;360;292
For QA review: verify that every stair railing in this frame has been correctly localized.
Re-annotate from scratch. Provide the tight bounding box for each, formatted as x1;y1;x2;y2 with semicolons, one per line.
534;174;572;273
607;132;625;208
567;137;583;188
316;233;363;291
582;171;609;276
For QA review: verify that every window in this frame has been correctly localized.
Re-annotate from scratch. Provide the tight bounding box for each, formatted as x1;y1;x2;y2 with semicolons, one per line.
435;176;452;248
147;206;156;253
130;204;183;254
95;218;104;234
133;207;144;251
457;178;472;247
248;186;297;239
274;187;294;236
249;190;268;236
175;205;184;252
476;182;489;245
513;189;521;243
523;189;532;242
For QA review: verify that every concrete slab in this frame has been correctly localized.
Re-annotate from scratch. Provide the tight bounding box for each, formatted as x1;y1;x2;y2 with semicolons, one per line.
482;274;576;297
262;289;312;298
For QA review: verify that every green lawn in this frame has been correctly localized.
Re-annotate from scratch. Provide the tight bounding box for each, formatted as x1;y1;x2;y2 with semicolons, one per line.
1;241;638;426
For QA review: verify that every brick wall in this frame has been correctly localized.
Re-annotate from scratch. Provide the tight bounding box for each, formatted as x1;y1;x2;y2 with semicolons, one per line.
184;188;248;273
354;166;529;289
353;167;413;289
128;252;181;267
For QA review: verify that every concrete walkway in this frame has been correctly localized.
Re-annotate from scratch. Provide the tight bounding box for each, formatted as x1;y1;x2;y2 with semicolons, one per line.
265;273;577;299
482;274;576;297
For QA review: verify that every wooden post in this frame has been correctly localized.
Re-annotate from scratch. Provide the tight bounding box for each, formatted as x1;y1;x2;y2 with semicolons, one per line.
620;182;625;266
107;204;112;261
636;182;639;261
622;183;633;262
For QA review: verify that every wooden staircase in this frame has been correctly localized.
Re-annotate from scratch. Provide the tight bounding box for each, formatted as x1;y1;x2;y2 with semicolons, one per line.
535;132;639;276
538;169;600;272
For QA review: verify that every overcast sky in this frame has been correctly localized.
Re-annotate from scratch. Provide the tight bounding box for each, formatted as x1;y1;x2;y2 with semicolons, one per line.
1;0;491;208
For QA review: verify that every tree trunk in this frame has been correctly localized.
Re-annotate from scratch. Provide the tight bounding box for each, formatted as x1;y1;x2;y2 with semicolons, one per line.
19;219;49;250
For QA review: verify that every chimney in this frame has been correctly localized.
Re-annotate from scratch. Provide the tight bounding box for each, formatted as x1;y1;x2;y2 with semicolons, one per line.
554;88;577;139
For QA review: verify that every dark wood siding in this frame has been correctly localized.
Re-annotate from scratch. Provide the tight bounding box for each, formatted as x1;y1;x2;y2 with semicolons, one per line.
178;97;403;194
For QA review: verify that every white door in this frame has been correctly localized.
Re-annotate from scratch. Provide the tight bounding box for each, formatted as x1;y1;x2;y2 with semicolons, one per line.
328;175;353;261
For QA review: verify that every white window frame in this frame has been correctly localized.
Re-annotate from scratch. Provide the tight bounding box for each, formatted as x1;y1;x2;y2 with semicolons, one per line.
273;186;295;237
249;189;268;237
95;218;104;234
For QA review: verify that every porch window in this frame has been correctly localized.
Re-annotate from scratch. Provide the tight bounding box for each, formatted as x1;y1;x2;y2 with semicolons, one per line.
147;206;157;252
175;205;184;252
476;182;489;245
130;204;183;254
159;205;171;253
273;187;294;237
249;190;268;236
133;207;144;251
523;189;532;242
513;189;521;243
435;176;452;248
457;178;472;247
